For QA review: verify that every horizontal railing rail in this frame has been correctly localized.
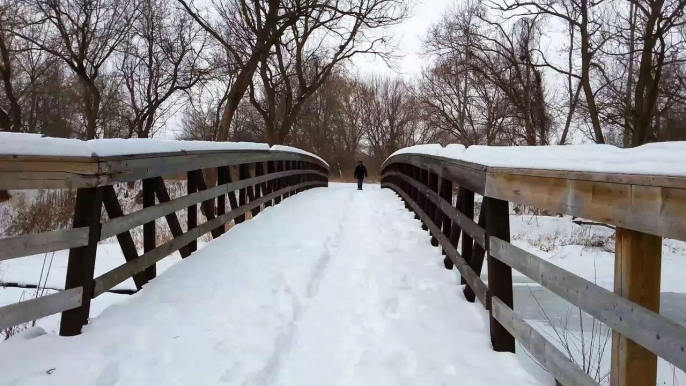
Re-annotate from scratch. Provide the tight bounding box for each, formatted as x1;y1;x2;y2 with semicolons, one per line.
0;146;329;337
381;154;686;386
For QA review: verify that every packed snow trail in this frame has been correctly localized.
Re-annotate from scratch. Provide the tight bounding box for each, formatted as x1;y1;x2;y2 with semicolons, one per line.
0;183;551;386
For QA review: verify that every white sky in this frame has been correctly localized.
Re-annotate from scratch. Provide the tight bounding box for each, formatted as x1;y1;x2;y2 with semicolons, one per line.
350;0;454;78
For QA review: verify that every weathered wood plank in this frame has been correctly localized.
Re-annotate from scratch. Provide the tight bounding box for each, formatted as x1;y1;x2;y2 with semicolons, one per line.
383;182;488;307
152;178;190;259
99;151;328;185
187;170;198;253
143;178;157;281
464;201;487;303
489;236;686;372
193;170;222;239
0;287;83;332
216;167;227;236
100;170;322;239
383;154;487;194
60;187;103;336
611;228;662;386
92;180;319;296
102;185;147;289
0;159;98;174
484;172;686;242
0;228;89;261
488;167;686;190
491;297;599;386
460;188;475;283
486;198;514;353
0;171;100;189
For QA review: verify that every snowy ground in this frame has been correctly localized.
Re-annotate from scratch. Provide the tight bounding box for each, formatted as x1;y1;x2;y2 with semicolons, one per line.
3;182;686;385
0;183;551;386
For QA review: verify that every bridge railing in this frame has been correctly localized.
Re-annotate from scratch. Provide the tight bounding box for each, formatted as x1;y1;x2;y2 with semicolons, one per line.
0;142;329;337
381;152;686;386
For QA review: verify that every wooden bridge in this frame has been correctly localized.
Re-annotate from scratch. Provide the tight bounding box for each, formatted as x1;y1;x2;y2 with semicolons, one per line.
0;140;685;386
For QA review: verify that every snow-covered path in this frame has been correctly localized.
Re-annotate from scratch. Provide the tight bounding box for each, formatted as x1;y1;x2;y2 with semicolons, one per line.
0;183;551;386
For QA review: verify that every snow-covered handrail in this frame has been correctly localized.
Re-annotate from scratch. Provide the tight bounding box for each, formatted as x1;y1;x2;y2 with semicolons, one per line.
381;146;686;386
0;133;329;338
385;142;686;178
0;133;328;189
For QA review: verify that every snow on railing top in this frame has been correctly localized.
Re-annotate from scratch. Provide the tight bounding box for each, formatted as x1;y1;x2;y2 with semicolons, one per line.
0;132;328;167
387;142;686;177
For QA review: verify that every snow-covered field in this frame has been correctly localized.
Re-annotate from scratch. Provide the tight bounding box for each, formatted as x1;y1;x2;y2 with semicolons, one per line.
1;183;685;384
0;183;551;385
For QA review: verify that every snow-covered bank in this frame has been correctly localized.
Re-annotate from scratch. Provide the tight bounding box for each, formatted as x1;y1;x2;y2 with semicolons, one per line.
387;142;686;177
0;183;550;386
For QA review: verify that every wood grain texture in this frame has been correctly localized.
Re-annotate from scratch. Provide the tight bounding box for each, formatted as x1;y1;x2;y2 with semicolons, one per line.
489;236;686;372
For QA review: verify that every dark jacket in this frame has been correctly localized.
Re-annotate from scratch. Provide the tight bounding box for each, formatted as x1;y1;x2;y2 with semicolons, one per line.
354;165;368;180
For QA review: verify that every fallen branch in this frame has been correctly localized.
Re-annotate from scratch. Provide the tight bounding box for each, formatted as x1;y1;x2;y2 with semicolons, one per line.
572;220;616;230
1;281;137;295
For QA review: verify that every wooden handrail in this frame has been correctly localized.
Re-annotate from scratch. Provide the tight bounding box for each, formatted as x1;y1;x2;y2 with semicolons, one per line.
100;169;327;239
0;146;329;337
381;154;686;386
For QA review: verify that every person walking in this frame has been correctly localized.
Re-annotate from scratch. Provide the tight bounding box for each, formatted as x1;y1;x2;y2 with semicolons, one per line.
353;161;368;190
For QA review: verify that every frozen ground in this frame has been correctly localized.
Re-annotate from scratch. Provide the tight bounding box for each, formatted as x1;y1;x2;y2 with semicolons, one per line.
0;183;551;386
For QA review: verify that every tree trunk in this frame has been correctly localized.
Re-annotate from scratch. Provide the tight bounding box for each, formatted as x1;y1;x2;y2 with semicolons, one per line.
580;0;604;144
83;81;101;140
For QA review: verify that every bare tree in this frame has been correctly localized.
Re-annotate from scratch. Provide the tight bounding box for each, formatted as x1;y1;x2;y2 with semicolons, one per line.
0;3;22;132
362;76;427;161
248;0;408;145
175;0;308;142
15;0;137;139
117;0;209;138
490;0;611;144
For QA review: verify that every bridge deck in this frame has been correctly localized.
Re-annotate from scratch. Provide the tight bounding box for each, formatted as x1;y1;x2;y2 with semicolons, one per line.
0;183;549;385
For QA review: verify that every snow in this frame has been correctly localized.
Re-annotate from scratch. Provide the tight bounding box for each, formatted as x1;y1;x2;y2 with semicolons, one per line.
270;144;329;167
388;142;686;177
496;214;686;385
0;133;328;167
503;215;686;294
0;183;550;386
0;242;199;292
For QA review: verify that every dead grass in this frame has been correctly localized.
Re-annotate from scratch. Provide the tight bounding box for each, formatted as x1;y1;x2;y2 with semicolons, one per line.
4;190;76;236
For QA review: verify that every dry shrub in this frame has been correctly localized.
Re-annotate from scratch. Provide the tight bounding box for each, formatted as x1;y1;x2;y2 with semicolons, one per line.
526;224;616;254
5;190;76;236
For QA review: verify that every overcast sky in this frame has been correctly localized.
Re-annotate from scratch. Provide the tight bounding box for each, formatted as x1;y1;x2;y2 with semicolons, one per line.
350;0;454;78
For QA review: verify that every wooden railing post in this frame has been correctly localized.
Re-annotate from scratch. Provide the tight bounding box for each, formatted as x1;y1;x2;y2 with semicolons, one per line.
403;164;413;211
439;177;452;256
284;161;293;199
143;178;156;281
460;188;475;284
60;186;103;336
464;199;487;303
486;197;514;352
445;187;464;270
187;170;198;253
236;164;249;224
153;177;191;258
428;172;440;246
611;228;662;386
275;161;284;204
265;161;275;207
250;163;262;217
412;166;421;220
216;166;227;235
419;169;429;231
